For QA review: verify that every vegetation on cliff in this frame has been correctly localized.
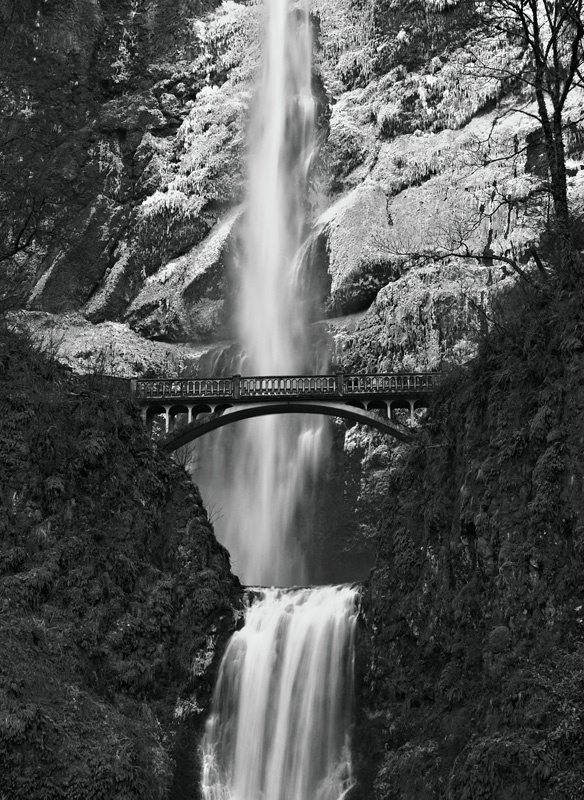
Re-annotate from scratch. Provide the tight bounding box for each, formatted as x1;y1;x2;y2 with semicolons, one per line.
0;323;239;799
357;261;584;798
2;0;582;358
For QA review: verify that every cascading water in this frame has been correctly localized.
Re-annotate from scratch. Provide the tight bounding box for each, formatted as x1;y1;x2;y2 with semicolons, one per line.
201;586;358;800
198;2;359;799
194;0;325;587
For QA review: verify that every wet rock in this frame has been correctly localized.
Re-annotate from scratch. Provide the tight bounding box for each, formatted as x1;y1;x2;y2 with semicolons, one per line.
133;132;175;197
318;90;379;191
97;92;167;133
330;261;513;372
487;625;511;653
8;310;206;377
159;91;183;120
126;209;241;342
315;182;396;316
82;241;138;323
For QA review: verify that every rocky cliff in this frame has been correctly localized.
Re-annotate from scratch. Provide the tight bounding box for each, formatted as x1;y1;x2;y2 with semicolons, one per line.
5;0;583;372
354;273;584;799
0;323;240;799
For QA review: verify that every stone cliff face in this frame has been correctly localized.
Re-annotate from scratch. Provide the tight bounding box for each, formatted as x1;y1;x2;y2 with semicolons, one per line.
0;324;241;799
354;277;584;799
2;0;235;326
5;0;583;373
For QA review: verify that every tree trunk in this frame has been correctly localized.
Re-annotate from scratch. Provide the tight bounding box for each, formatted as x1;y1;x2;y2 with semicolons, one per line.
535;89;577;274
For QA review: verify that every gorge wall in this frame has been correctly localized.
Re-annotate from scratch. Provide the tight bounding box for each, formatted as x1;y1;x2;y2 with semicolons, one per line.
354;278;584;799
5;0;583;368
0;324;240;799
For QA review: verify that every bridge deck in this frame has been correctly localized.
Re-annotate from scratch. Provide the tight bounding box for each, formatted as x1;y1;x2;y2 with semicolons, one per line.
132;372;440;404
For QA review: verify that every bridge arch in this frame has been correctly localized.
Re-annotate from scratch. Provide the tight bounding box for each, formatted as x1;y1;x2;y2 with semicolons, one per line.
158;400;414;453
145;403;217;435
133;371;441;447
146;403;167;421
145;404;168;433
366;399;388;413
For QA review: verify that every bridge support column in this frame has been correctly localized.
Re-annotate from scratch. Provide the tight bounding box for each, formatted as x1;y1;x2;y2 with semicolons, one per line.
388;400;415;425
187;405;193;424
164;406;171;433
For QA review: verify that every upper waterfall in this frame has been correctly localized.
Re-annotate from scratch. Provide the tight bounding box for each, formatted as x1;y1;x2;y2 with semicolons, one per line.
195;0;326;587
239;0;316;375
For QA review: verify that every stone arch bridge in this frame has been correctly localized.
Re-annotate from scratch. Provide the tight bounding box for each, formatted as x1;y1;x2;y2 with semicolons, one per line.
132;372;440;453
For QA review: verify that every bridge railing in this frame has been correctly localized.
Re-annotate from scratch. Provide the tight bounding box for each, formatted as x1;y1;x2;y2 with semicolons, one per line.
132;372;440;401
344;373;439;394
133;378;234;399
240;375;338;396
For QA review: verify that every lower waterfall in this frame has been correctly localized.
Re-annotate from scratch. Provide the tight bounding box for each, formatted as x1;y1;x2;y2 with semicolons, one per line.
201;585;359;800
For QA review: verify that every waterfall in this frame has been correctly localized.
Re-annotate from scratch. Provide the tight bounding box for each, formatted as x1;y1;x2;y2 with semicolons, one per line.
198;3;359;799
201;586;358;800
195;0;325;586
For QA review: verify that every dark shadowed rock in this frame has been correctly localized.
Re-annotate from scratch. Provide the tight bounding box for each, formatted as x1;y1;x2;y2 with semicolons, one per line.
0;322;240;800
27;196;129;313
487;625;511;653
97;92;167;133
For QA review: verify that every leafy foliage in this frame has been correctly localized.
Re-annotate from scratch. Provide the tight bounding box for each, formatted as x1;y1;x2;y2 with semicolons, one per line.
355;267;584;799
0;323;239;798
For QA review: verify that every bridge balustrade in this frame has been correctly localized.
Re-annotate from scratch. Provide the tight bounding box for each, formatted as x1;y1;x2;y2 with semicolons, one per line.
135;378;234;398
343;373;438;394
133;372;440;401
194;378;233;396
240;376;337;397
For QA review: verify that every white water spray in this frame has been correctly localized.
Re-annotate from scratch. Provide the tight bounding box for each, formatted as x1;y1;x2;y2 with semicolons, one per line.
195;0;324;586
239;0;315;373
198;6;358;799
201;586;358;800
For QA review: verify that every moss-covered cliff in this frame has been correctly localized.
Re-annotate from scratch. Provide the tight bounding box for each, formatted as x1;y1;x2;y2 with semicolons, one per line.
5;0;582;373
354;271;584;799
0;324;240;799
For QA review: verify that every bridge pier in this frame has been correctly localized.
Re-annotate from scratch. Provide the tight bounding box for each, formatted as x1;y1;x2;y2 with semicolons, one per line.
388;399;416;425
408;400;415;424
